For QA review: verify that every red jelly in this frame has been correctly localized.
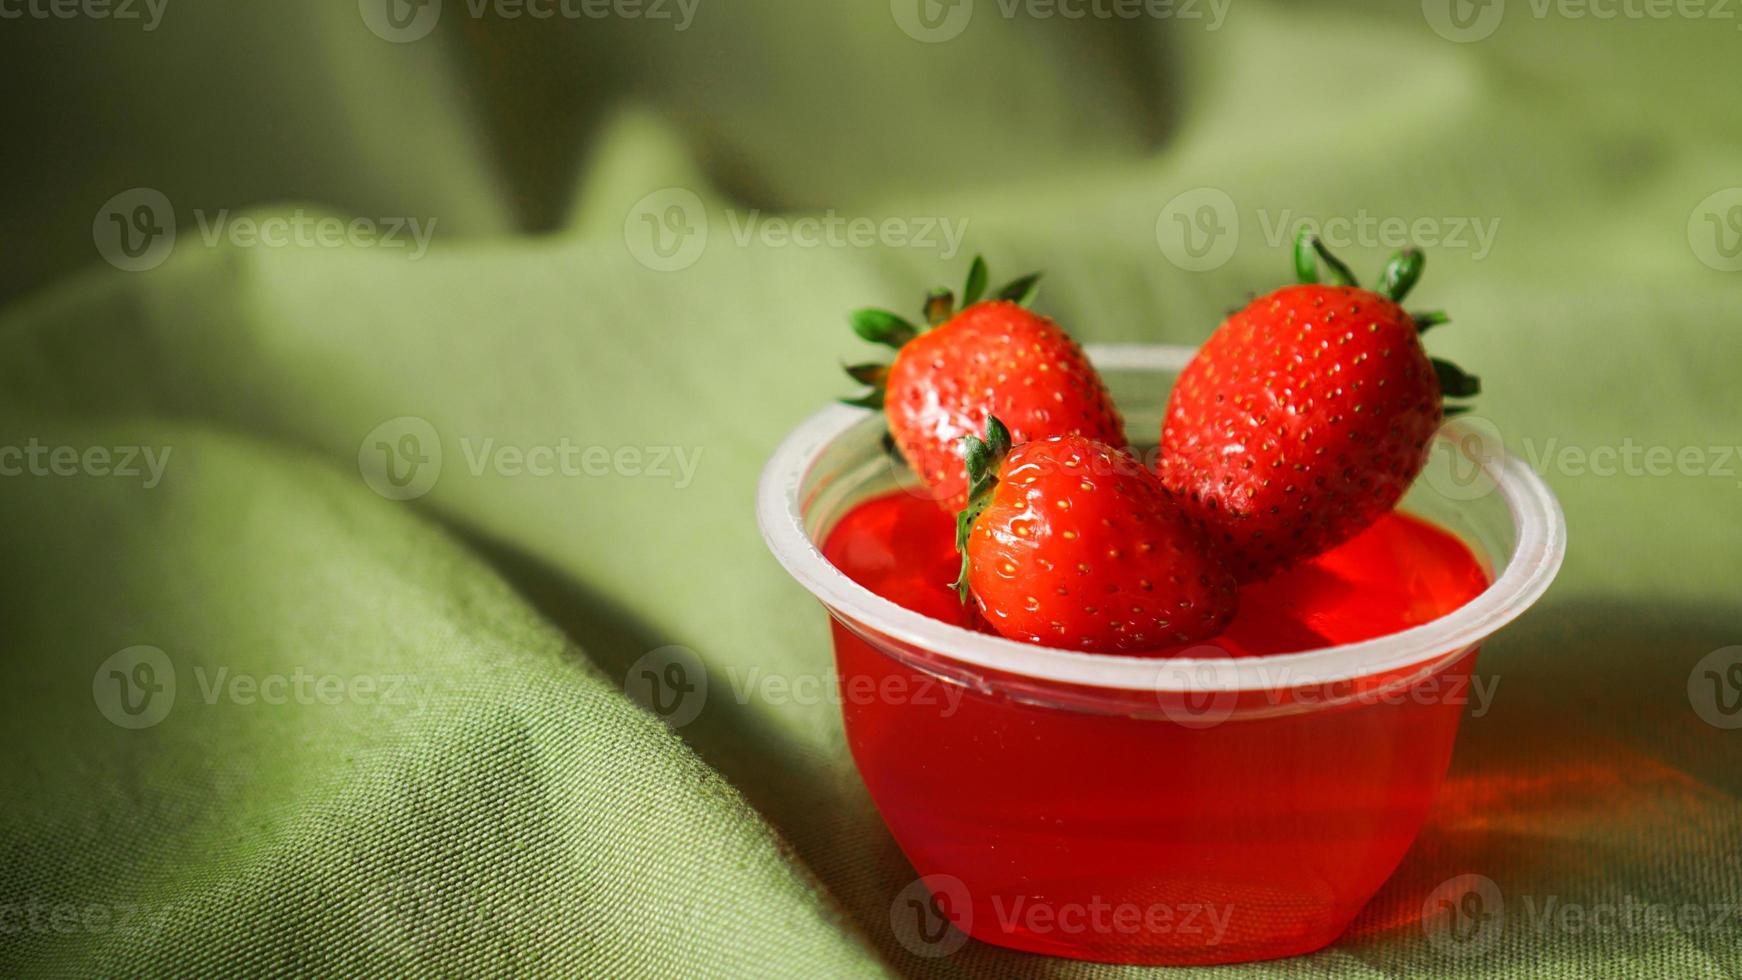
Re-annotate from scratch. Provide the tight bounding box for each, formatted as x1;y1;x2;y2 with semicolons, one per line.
822;488;1491;964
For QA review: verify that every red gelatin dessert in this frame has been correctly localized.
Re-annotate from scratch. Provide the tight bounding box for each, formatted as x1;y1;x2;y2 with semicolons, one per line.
822;488;1489;963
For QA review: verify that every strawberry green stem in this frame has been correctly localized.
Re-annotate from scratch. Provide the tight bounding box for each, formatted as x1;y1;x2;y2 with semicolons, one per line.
1315;239;1358;286
954;415;1012;602
841;256;1045;410
849;309;917;349
839;390;884;410
1431;357;1481;399
994;272;1042;307
1284;231;1475;410
961;256;988;307
1293;226;1319;284
1379;248;1424;302
1293;226;1359;287
840;358;893;409
924;288;955;326
1413;310;1450;333
842;362;887;386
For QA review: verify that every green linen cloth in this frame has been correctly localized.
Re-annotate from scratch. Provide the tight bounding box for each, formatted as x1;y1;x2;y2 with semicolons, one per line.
2;1;1740;976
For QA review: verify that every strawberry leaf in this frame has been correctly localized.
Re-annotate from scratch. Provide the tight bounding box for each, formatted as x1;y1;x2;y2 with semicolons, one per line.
841;361;890;410
1294;225;1320;284
1293;226;1358;287
839;390;885;410
924;288;954;327
1379;248;1424;303
1412;310;1450;333
842;362;888;386
954;415;1012;602
961;255;988;307
994;272;1042;307
1310;237;1358;288
849;309;918;349
1431;357;1481;399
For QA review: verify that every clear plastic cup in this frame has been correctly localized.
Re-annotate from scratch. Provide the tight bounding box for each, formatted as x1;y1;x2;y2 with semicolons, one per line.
757;344;1565;965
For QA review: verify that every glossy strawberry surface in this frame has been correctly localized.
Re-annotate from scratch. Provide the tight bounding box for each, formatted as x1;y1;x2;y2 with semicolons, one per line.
887;301;1124;509
1160;283;1442;581
964;435;1236;653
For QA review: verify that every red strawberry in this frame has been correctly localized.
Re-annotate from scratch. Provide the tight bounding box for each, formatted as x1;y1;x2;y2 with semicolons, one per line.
1159;229;1479;581
955;418;1237;653
843;257;1124;509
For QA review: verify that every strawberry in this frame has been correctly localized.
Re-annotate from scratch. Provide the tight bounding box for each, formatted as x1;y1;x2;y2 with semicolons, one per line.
842;257;1124;509
954;417;1237;653
1159;228;1480;581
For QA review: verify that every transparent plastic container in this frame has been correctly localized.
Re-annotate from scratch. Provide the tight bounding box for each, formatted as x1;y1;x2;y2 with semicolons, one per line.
757;344;1565;965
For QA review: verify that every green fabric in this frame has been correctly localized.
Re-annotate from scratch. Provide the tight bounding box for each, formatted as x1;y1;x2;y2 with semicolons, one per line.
3;2;1740;976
